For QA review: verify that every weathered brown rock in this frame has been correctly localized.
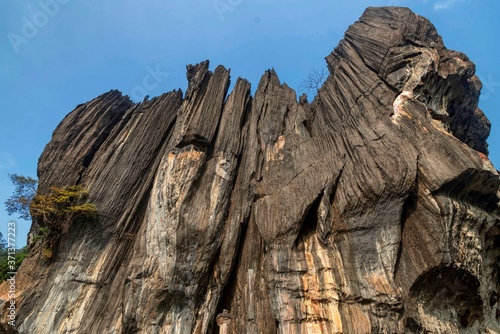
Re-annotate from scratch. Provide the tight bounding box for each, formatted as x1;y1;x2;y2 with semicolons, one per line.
1;6;499;334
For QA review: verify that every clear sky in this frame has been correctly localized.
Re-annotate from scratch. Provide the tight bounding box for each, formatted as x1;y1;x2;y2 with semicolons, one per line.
1;0;499;248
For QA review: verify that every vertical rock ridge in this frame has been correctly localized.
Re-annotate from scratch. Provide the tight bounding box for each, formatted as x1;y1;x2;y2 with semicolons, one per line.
36;90;134;192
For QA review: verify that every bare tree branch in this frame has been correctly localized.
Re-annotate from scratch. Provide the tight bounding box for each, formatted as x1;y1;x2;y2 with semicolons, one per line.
300;66;328;97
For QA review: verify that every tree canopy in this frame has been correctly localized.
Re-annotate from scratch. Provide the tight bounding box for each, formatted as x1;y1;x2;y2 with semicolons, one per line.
0;232;6;252
4;173;38;221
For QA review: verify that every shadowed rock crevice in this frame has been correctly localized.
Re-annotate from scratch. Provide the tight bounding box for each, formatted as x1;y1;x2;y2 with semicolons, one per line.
436;168;500;213
1;6;499;334
409;266;483;330
394;185;418;279
292;191;322;249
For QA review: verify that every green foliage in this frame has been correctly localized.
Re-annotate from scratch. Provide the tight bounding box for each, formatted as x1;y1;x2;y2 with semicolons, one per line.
4;174;38;221
35;226;51;241
0;246;28;282
30;185;97;260
30;185;98;228
4;183;96;263
0;232;6;252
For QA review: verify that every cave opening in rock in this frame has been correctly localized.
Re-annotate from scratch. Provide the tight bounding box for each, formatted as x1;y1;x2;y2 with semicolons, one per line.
409;266;483;329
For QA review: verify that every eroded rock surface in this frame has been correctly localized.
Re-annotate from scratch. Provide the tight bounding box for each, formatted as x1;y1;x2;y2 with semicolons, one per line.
1;6;499;334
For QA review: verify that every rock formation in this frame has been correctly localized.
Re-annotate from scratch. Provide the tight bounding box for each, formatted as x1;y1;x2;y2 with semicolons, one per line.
1;6;499;334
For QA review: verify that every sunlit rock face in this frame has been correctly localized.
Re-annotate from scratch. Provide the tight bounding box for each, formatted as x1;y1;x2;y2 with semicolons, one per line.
1;6;499;334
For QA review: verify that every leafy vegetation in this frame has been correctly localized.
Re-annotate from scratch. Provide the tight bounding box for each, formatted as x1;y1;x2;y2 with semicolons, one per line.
30;185;97;259
4;174;38;221
0;246;28;282
0;232;5;252
3;173;37;272
5;177;98;261
30;185;97;228
4;172;97;262
0;232;28;282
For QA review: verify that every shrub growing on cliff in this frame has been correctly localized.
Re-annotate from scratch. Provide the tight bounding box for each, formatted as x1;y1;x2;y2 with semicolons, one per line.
30;185;97;228
30;185;97;259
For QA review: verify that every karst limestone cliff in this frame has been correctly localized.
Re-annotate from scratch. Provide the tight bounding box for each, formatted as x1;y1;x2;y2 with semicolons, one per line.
1;6;499;334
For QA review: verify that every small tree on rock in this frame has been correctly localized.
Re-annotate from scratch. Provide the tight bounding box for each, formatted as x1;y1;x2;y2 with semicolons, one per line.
300;66;328;97
31;185;97;230
30;185;97;259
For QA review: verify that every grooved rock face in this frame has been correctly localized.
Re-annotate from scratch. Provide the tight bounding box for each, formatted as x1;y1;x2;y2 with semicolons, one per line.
1;6;499;334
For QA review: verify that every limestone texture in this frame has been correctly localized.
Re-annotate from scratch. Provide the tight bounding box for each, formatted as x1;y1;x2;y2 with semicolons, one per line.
1;6;499;334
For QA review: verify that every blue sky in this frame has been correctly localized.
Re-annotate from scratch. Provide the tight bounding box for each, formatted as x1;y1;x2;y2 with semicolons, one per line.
1;0;499;248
